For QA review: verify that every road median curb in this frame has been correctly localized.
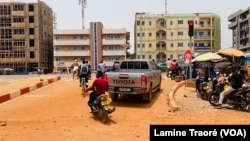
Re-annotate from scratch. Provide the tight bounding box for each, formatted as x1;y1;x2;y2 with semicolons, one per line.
0;76;61;104
167;81;186;112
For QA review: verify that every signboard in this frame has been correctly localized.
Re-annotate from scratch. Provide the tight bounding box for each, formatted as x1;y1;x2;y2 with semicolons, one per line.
183;49;192;63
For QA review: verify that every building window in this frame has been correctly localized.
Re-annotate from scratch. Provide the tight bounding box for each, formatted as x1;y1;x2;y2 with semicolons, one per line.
55;36;60;40
149;43;152;48
149;32;152;36
149;21;151;26
80;36;84;39
30;51;35;58
137;55;140;59
73;36;78;40
109;46;120;50
137;33;140;36
178;43;184;47
73;46;78;50
171;32;173;36
149;55;151;59
108;35;120;40
142;32;145;36
137;44;140;48
170;21;173;25
142;55;145;59
109;56;120;60
29;28;34;35
29;4;34;11
56;57;60;61
142;21;145;25
170;54;173;59
29;39;34;47
177;20;183;24
137;21;140;25
178;32;183;36
80;47;84;50
55;47;60;51
13;16;24;23
142;44;145;48
29;16;34;23
171;43;174;48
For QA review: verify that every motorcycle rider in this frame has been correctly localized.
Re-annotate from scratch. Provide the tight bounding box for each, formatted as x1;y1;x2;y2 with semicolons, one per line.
78;60;89;88
166;58;172;76
214;64;243;109
171;59;179;75
86;70;115;113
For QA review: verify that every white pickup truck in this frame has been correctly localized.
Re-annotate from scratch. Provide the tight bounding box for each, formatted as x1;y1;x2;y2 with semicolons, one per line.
105;59;162;102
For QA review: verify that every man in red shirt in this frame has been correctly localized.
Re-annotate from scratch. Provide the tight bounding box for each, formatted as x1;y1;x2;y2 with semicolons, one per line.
87;70;114;112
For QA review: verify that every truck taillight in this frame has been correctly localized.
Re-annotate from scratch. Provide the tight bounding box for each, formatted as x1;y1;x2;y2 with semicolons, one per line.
141;75;147;86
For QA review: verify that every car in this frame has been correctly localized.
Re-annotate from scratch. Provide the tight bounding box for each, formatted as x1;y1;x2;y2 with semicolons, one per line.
157;63;167;72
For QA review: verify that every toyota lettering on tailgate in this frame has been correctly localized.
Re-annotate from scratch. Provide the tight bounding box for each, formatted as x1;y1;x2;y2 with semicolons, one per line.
112;79;135;85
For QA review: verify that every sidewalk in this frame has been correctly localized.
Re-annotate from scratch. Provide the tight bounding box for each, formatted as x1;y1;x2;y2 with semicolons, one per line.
0;75;61;103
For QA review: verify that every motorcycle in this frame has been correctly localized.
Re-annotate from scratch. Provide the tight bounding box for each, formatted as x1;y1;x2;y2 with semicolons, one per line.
166;69;171;78
170;69;179;80
208;80;250;111
195;75;213;100
90;94;116;123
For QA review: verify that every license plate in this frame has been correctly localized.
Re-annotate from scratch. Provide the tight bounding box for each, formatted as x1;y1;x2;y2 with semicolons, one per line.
119;88;130;92
101;101;109;106
203;86;209;90
224;85;229;90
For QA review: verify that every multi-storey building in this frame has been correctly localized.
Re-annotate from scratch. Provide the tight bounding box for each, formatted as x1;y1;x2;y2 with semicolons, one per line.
53;22;130;72
0;0;53;73
228;6;250;52
134;13;221;63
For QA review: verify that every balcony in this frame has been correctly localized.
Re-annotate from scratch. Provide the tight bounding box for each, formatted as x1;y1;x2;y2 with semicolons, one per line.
194;46;212;50
54;50;90;56
156;47;166;51
103;50;125;56
102;39;126;45
54;39;90;46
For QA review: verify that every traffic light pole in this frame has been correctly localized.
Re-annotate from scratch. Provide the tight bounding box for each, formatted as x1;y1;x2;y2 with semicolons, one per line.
189;37;192;82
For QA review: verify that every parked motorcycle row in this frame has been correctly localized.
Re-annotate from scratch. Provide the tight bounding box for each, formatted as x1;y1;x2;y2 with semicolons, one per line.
195;72;250;112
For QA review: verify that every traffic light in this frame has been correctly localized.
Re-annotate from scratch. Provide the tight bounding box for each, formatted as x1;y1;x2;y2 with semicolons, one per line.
188;20;194;37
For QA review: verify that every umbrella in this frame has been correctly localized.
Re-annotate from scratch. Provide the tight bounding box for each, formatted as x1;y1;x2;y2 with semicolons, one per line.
192;52;223;62
217;48;244;57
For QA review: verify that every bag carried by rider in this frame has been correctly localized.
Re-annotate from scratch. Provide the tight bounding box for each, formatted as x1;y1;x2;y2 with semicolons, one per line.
80;64;88;75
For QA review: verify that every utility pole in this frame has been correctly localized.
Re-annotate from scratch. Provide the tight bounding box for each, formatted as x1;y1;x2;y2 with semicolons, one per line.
165;0;167;14
79;0;87;29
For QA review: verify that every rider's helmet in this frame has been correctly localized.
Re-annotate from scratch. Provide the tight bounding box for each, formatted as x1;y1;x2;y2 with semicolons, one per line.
74;59;78;62
96;70;103;78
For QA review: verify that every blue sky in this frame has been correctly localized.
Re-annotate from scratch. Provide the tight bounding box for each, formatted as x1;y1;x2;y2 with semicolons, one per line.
42;0;249;50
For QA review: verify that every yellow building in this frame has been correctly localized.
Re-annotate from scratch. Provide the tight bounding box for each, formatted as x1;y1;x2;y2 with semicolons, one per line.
53;22;130;72
0;0;53;73
134;12;221;63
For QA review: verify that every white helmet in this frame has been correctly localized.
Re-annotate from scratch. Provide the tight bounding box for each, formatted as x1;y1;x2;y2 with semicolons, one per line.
74;59;77;62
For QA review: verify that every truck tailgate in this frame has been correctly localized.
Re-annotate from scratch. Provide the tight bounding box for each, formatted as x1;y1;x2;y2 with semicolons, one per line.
107;73;145;88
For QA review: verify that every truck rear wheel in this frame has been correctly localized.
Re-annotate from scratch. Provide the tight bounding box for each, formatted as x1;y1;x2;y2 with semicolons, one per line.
143;86;152;102
109;93;119;101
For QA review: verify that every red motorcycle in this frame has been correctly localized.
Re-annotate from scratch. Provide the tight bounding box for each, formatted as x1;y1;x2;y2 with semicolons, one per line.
208;80;250;111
